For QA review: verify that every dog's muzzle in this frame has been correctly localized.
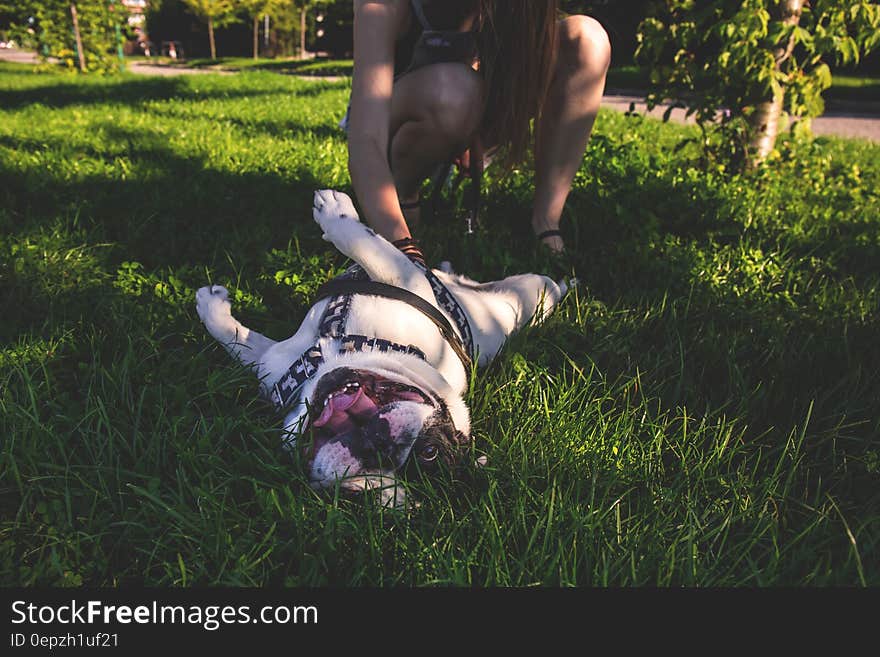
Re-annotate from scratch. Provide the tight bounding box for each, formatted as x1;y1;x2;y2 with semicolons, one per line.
302;368;468;495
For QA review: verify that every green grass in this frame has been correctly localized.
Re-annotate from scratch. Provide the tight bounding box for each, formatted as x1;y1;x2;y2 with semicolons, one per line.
826;74;880;104
605;65;652;90
1;61;878;586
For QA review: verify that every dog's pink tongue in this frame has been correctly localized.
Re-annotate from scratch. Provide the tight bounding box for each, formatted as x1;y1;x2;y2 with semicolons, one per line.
313;387;377;430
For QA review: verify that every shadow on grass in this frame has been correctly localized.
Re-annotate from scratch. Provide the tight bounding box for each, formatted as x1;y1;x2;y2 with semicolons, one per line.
448;129;880;458
0;120;336;346
2;85;879;585
144;103;348;143
0;74;346;111
2;99;878;472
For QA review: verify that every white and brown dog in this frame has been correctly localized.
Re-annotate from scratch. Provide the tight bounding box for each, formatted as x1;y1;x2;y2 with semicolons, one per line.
196;190;570;505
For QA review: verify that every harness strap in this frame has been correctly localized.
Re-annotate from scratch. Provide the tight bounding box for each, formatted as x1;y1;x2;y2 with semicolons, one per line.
313;278;473;375
270;263;475;411
412;261;474;361
270;335;426;410
410;0;432;30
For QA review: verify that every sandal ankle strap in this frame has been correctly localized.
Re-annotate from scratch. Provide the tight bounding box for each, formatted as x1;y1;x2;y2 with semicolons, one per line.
536;229;562;241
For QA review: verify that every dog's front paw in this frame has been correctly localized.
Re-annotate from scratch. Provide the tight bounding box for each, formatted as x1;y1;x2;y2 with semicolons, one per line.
313;189;374;249
313;189;360;234
196;285;236;338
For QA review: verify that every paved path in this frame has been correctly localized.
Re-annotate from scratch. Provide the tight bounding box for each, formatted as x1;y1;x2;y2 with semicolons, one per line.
602;91;880;143
3;48;878;142
127;60;234;76
0;48;229;76
0;47;41;65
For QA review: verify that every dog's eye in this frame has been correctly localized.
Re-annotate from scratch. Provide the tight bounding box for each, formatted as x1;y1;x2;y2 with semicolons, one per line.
417;443;439;462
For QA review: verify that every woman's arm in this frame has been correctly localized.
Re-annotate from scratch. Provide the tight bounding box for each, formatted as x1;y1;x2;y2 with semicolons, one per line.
348;0;412;242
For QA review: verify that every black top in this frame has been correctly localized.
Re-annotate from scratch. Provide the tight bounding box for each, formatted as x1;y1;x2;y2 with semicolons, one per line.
393;0;479;78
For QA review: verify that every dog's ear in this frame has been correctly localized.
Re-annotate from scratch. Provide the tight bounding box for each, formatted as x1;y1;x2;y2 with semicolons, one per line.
453;430;470;446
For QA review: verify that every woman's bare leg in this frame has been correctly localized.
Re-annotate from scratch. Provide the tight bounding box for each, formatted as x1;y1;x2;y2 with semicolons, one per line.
533;16;611;253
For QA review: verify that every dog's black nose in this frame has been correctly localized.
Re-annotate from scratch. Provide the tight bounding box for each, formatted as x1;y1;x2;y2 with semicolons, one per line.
360;414;419;470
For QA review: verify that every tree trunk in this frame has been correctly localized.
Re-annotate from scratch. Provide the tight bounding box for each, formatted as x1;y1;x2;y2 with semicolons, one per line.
70;4;86;72
747;0;805;165
208;15;217;60
748;91;786;164
300;8;307;59
253;16;259;60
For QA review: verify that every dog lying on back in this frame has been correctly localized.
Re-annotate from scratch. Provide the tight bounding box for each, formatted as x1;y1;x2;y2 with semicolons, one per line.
196;190;570;506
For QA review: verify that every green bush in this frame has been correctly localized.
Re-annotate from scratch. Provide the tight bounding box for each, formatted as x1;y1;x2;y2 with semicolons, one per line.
636;0;880;168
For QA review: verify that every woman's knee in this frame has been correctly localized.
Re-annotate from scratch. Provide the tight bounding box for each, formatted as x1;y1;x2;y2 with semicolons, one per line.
559;15;611;78
416;63;485;141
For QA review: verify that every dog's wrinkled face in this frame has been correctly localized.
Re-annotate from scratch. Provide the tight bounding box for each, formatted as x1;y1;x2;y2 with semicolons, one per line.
300;367;468;504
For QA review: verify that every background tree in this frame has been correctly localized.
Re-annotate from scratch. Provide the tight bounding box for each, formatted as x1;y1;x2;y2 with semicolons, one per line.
636;0;880;169
293;0;319;58
240;0;290;60
309;0;353;57
181;0;236;59
2;0;126;73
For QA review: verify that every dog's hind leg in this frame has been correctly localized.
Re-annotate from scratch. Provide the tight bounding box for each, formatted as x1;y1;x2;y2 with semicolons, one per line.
490;273;569;329
196;285;276;370
312;190;436;304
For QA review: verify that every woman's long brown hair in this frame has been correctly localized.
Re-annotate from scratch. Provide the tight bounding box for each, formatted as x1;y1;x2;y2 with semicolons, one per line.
477;0;560;169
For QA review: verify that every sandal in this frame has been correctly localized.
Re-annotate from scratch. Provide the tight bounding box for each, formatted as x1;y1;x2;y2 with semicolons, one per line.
535;229;566;257
533;229;574;279
535;229;564;250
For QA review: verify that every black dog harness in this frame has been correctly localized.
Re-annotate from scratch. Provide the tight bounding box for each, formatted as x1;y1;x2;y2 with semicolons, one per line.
270;263;474;411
